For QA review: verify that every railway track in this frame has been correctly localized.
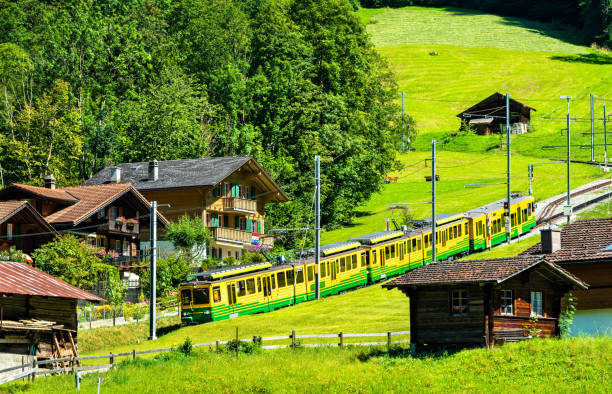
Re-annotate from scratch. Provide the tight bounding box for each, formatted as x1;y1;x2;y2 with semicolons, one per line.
535;180;612;228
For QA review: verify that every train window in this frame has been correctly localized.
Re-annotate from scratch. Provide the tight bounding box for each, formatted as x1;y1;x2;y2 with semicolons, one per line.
385;246;390;260
361;253;366;267
454;226;458;238
449;228;453;240
271;275;276;289
193;288;210;305
511;214;516;227
213;286;221;303
464;223;468;235
286;270;294;285
340;257;346;272
277;272;286;287
372;250;377;265
458;225;461;237
238;280;246;297
321;262;327;277
181;289;192;305
411;239;416;251
246;279;256;295
417;239;421;250
352;255;357;269
528;204;532;216
308;266;314;281
296;270;304;284
391;245;395;258
257;277;262;292
523;209;528;222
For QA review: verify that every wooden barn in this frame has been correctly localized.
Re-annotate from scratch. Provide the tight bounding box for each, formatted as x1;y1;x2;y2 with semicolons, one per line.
457;92;536;135
384;257;587;350
520;223;612;335
0;261;104;371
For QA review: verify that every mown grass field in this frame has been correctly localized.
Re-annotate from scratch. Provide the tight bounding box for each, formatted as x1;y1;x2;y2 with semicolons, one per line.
6;337;611;393
77;283;410;357
322;6;612;244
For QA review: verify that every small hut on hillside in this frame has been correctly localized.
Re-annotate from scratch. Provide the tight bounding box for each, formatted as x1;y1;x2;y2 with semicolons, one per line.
457;92;536;135
0;261;104;372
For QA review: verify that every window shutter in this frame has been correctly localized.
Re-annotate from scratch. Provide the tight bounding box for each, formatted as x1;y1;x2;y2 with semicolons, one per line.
257;221;261;233
251;186;256;200
235;216;240;230
246;219;252;232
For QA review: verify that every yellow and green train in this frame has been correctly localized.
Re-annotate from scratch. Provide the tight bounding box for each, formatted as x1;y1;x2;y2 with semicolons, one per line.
179;195;536;324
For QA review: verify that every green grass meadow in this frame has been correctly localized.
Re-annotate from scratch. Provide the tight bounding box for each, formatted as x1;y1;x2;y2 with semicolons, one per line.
6;337;611;393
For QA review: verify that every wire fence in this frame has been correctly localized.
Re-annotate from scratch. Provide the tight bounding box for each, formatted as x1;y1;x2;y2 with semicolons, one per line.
0;329;410;386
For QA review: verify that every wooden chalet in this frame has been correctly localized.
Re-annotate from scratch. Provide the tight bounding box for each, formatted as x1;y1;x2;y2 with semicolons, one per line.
457;92;535;135
0;260;104;372
384;257;587;350
0;177;168;272
0;201;55;255
520;223;612;335
83;156;289;260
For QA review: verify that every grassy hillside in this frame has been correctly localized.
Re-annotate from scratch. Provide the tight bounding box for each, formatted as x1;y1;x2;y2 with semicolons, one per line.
8;337;611;393
78;283;410;356
321;7;612;244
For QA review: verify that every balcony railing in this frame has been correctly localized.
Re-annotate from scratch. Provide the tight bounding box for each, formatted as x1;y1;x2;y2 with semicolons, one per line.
106;256;145;269
210;226;273;247
223;197;257;213
99;218;140;235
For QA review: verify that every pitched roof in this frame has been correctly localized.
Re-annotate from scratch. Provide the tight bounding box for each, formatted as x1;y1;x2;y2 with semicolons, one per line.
520;218;612;264
3;183;76;203
82;156;289;201
0;201;56;233
383;257;587;289
0;260;104;301
457;92;536;118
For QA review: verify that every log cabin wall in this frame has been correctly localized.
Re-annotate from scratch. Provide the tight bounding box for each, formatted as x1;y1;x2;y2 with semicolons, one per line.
409;284;486;347
490;269;564;338
560;262;612;310
0;294;78;332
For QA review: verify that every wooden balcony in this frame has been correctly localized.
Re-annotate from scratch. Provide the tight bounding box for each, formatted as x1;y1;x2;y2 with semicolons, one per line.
223;197;257;213
98;218;140;235
210;226;273;247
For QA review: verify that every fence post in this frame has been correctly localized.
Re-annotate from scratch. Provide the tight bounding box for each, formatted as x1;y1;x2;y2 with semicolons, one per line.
339;331;344;347
252;335;258;345
216;340;220;352
136;304;139;323
387;332;392;349
236;327;239;360
32;357;37;382
132;349;136;361
89;311;92;329
291;330;296;348
110;352;114;366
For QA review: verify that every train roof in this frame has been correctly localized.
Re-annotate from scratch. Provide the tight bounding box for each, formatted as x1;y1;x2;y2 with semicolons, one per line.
349;230;404;245
321;241;362;256
187;261;272;282
464;195;533;218
414;212;465;227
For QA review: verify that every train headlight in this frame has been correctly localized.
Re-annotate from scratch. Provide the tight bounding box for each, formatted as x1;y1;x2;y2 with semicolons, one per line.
203;310;210;315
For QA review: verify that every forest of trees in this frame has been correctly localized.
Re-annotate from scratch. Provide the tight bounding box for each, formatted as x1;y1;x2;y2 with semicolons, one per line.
0;0;408;248
360;0;612;47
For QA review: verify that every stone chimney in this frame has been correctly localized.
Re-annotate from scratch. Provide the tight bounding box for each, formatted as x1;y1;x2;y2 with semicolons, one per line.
44;174;56;190
110;166;121;183
148;160;158;182
540;228;561;254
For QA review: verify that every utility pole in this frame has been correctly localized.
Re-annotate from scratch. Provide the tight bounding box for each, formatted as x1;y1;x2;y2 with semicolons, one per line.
149;201;157;340
401;92;405;152
604;100;608;167
505;93;511;244
314;155;321;300
591;93;595;162
561;95;572;224
528;164;533;196
431;140;437;264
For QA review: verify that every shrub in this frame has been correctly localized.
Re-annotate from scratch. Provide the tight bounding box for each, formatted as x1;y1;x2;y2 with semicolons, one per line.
179;337;193;355
165;215;211;262
93;304;113;319
224;339;261;354
241;251;266;264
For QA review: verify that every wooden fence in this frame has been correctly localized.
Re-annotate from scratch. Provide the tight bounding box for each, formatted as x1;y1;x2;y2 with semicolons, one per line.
0;329;410;385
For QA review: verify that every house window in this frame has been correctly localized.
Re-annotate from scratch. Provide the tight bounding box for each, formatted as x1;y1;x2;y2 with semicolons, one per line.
123;240;130;256
501;290;513;315
114;240;121;254
451;290;468;316
111;206;118;219
6;223;12;240
531;291;543;317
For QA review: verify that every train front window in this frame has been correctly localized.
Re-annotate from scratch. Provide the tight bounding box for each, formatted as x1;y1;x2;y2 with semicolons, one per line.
193;287;210;305
181;289;192;306
213;286;221;303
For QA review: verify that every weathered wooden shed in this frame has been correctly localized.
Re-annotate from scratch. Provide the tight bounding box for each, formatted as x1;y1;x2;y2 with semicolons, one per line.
0;261;104;370
457;92;536;135
384;257;587;350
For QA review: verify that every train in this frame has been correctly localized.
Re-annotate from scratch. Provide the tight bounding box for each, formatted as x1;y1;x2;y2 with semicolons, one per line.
179;195;536;324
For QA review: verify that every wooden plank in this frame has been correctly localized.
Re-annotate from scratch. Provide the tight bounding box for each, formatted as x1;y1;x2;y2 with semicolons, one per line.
390;330;411;335
261;344;290;349
294;334;338;339
343;333;387;338
67;332;80;367
0;338;30;344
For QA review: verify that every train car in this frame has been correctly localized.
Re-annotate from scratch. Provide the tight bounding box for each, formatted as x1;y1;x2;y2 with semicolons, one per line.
350;230;412;282
466;195;536;251
415;213;470;261
179;242;370;324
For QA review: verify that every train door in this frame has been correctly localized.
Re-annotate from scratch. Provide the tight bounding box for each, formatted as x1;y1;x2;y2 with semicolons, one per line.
262;275;273;311
226;282;238;318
